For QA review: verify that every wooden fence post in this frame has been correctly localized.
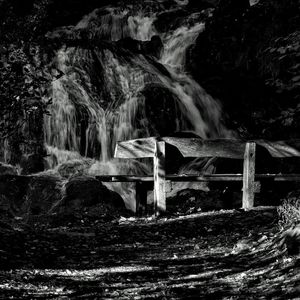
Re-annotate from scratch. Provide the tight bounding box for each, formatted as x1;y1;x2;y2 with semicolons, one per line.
242;142;256;209
135;182;142;215
135;182;149;216
154;140;166;215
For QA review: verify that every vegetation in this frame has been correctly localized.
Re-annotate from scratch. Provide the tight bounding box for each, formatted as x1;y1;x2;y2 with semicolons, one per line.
0;44;51;139
278;195;300;229
188;0;300;138
0;44;53;165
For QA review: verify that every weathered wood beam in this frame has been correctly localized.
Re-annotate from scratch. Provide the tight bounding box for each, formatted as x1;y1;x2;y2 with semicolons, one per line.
114;137;300;159
163;137;246;158
115;137;247;159
166;174;244;181
114;137;156;158
242;142;256;209
255;174;300;181
153;141;166;214
96;173;300;182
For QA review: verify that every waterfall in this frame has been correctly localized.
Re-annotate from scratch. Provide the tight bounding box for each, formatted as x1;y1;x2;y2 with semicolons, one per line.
45;11;229;157
158;14;231;138
45;11;159;165
44;3;232;209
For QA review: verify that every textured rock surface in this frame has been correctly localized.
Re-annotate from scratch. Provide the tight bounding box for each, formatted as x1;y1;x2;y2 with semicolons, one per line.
62;175;126;212
0;175;63;216
20;154;47;175
0;162;18;175
0;174;127;217
57;159;94;178
187;0;300;138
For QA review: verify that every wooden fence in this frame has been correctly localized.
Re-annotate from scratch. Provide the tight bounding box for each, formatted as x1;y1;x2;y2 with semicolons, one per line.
97;137;300;215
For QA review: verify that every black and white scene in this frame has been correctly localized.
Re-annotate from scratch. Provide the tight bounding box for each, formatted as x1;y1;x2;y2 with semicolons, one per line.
0;0;299;298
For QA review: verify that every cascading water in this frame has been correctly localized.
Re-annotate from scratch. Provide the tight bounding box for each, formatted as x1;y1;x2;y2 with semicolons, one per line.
159;17;231;138
44;2;233;209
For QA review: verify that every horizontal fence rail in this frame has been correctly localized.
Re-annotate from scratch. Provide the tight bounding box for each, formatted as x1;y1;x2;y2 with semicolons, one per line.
111;137;300;215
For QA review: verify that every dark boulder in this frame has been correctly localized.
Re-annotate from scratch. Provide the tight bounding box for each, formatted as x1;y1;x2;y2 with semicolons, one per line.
187;0;300;139
0;162;18;175
116;35;163;58
20;154;46;175
142;36;163;58
57;159;94;178
62;175;126;213
116;37;142;54
0;175;29;216
46;0;119;28
154;8;188;33
217;0;250;13
0;174;63;216
142;83;181;136
0;173;129;218
25;175;64;215
187;0;219;10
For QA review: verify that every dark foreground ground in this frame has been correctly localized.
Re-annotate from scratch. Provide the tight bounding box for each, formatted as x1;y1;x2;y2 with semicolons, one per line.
0;207;299;299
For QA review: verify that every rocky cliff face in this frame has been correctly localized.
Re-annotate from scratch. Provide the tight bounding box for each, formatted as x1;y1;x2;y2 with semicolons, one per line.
187;0;300;139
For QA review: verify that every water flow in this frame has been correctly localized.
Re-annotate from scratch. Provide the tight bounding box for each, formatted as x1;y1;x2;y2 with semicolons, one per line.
159;18;230;138
44;47;106;162
76;9;156;41
45;6;232;163
44;5;232;209
45;11;159;163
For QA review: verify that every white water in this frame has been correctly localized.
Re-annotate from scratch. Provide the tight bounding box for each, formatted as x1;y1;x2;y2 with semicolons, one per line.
159;17;231;138
76;9;156;41
44;5;232;210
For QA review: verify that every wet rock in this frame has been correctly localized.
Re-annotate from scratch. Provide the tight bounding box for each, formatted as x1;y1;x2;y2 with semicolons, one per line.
187;0;218;10
0;174;63;216
0;175;30;216
116;37;142;54
20;154;46;175
61;175;126;213
24;175;64;215
142;35;163;58
217;0;250;13
0;162;18;175
46;0;119;29
45;26;76;41
187;0;300;138
116;35;163;58
0;173;128;218
142;83;181;136
64;176;106;208
57;159;94;178
154;8;188;33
